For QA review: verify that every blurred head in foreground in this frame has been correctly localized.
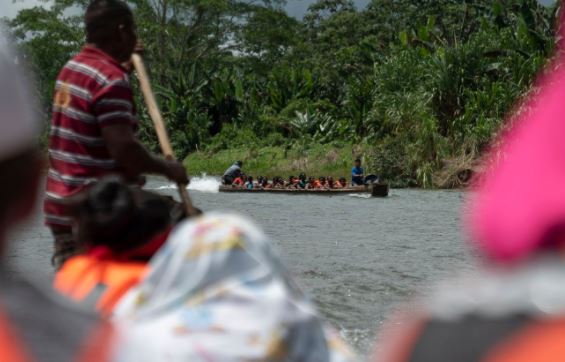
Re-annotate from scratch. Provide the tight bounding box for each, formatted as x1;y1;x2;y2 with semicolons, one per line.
0;31;117;362
0;33;41;254
114;212;357;361
469;72;565;264
374;10;565;362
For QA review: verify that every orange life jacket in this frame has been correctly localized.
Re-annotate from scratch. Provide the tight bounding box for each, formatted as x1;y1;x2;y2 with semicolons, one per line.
335;181;346;188
233;177;243;186
0;313;30;362
0;309;114;362
55;256;147;316
55;228;171;315
380;315;565;362
313;180;322;188
485;319;565;362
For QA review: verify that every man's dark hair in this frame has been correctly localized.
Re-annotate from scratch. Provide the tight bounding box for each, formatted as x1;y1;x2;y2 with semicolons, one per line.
85;0;133;44
355;158;361;163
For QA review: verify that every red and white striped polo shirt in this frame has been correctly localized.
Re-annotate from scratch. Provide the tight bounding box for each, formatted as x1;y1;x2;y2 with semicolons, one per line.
44;46;138;230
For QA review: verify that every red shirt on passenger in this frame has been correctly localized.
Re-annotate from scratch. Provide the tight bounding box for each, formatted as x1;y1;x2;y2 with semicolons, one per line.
44;46;138;230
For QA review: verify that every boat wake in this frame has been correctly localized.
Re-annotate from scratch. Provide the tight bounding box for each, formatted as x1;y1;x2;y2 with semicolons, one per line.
348;193;372;199
188;175;221;193
150;175;221;193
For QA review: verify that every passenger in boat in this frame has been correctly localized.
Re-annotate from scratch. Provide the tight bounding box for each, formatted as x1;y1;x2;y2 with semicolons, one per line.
273;176;285;189
319;176;329;189
338;177;348;188
271;177;278;188
222;161;243;185
115;212;357;361
287;175;301;189
245;176;254;190
352;158;365;186
54;177;181;316
311;178;322;189
332;177;341;188
306;176;316;189
286;176;295;189
232;173;245;187
298;173;308;189
327;176;335;189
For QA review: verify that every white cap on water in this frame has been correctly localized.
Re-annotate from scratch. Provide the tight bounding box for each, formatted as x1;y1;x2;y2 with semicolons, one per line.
0;31;39;162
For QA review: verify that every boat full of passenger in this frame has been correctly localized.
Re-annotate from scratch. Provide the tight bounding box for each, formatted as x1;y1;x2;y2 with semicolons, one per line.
219;183;389;197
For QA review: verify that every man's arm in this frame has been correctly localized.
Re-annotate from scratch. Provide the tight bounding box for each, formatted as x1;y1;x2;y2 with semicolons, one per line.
102;124;188;184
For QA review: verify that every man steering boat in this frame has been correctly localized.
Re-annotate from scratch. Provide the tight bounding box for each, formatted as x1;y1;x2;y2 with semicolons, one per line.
44;0;189;269
222;160;243;185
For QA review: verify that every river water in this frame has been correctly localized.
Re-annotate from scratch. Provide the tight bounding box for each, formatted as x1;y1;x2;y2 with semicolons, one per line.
6;177;476;356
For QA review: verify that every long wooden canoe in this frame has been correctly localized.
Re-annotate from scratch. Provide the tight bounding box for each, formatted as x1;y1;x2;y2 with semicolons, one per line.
219;183;389;197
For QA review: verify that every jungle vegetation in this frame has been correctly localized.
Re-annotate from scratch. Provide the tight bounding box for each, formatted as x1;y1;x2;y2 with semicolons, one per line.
3;0;560;187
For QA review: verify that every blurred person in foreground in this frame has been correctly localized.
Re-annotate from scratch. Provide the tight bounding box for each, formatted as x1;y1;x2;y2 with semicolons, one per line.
0;31;114;362
374;13;565;362
53;177;356;360
112;211;357;361
44;0;188;268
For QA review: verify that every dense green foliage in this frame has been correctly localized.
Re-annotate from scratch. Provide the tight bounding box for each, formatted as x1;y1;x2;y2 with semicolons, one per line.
3;0;559;187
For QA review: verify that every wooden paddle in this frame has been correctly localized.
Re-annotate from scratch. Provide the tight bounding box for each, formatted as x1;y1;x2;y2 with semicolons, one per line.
131;53;199;217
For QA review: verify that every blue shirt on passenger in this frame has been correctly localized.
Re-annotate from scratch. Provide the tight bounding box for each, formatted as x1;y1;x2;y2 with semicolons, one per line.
352;167;364;185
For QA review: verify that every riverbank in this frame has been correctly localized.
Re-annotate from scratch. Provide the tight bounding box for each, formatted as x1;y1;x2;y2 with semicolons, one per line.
183;142;475;189
184;143;372;179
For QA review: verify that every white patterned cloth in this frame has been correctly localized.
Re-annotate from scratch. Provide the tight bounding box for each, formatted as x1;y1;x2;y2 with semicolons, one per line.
114;212;357;362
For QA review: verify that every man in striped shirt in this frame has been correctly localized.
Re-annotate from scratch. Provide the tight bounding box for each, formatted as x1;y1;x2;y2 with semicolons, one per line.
45;0;189;268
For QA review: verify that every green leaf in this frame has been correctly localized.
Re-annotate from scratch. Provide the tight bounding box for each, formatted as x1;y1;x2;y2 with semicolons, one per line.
492;1;503;17
399;30;409;47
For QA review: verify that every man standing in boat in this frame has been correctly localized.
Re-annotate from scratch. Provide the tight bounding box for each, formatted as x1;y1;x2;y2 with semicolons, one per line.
44;0;189;268
223;161;243;185
351;158;365;186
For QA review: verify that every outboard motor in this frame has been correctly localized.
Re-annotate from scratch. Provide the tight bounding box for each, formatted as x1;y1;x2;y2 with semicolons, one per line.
364;174;379;185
